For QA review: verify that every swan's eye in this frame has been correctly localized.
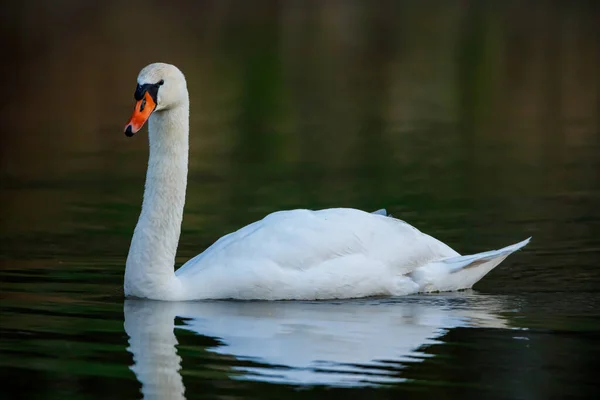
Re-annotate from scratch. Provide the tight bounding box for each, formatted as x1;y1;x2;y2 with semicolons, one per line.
139;97;147;112
157;79;164;86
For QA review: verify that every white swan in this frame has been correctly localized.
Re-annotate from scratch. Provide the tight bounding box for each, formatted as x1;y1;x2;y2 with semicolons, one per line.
123;62;530;301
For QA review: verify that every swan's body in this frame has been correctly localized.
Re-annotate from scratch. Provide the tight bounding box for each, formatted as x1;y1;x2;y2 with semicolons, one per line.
123;63;530;301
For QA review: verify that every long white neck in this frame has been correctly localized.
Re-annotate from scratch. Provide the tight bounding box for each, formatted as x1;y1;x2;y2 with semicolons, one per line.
125;101;189;300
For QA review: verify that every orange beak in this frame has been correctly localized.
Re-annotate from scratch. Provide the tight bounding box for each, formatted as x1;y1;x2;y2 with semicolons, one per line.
124;91;156;137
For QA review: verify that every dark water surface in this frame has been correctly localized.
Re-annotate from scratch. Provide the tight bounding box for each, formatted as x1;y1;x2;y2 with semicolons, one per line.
1;1;600;399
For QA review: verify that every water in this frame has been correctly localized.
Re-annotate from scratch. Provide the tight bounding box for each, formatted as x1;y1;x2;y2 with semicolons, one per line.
1;1;600;399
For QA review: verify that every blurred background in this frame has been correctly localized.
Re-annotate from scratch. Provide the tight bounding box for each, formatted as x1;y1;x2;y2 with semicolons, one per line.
0;1;599;398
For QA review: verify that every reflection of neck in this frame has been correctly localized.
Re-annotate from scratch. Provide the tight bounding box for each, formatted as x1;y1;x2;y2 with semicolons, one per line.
124;300;186;400
124;100;189;300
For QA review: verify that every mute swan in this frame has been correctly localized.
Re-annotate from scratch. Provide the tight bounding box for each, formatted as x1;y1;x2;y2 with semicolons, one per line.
123;62;530;301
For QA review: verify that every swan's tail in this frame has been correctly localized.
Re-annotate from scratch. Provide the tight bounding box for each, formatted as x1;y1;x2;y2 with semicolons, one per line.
410;237;531;293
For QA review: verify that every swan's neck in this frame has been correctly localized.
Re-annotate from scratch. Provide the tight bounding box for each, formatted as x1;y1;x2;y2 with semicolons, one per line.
125;102;189;300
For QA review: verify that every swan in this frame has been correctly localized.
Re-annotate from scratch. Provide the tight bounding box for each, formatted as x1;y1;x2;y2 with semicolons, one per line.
123;62;530;301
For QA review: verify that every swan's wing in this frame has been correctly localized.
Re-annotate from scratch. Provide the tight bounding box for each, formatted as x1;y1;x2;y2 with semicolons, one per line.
371;208;388;216
177;208;458;277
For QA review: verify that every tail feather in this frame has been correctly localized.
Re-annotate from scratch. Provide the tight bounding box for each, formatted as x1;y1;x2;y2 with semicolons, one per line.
443;237;531;273
410;237;531;293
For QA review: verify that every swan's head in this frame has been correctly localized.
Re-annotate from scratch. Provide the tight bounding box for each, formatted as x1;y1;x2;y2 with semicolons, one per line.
124;63;188;137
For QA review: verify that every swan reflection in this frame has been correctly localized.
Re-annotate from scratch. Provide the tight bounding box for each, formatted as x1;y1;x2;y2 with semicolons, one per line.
124;294;510;397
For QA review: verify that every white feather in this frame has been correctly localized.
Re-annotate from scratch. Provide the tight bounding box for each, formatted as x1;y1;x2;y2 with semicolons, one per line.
123;63;530;301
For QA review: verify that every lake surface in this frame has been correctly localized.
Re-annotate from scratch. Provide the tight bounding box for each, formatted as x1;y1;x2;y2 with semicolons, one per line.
1;1;599;399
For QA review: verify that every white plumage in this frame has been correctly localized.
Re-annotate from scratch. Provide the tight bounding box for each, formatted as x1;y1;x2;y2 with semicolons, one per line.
123;63;530;301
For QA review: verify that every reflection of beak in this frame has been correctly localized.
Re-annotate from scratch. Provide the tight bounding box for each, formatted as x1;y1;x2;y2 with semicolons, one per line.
124;92;156;137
